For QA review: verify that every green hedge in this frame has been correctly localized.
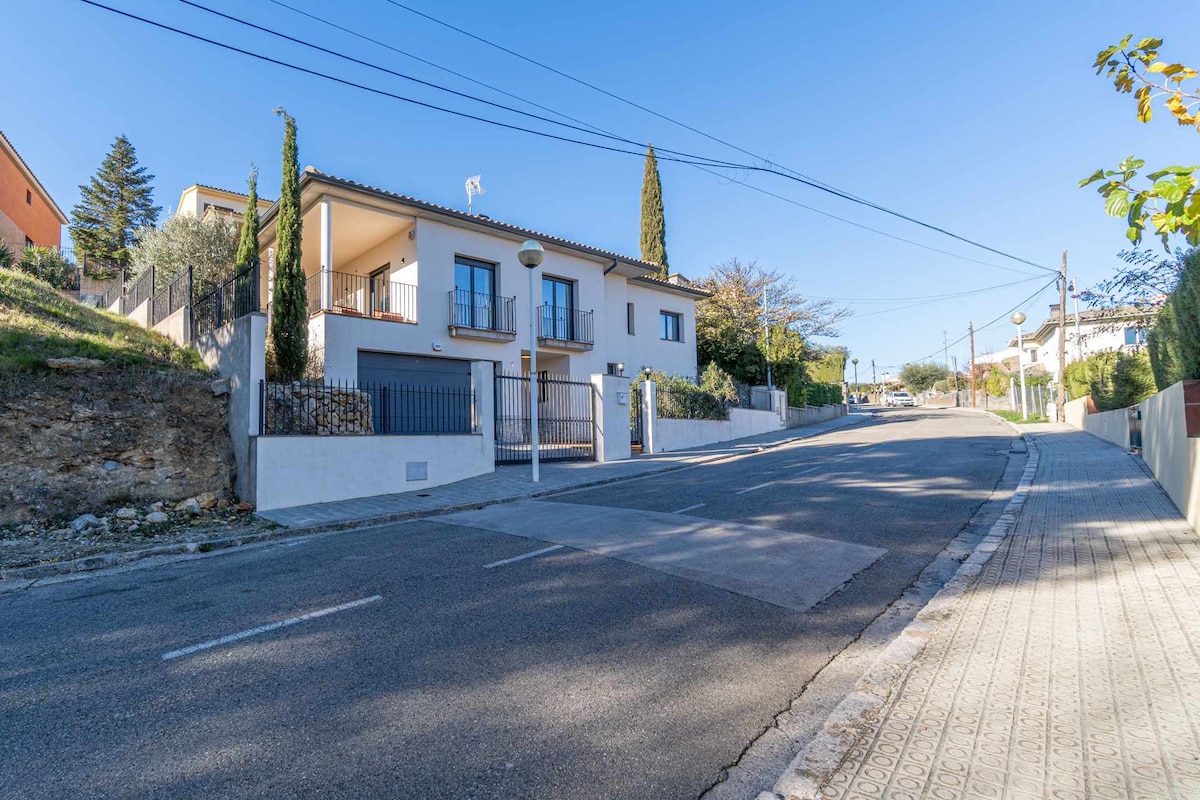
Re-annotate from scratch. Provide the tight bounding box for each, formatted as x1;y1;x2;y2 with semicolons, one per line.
788;382;842;406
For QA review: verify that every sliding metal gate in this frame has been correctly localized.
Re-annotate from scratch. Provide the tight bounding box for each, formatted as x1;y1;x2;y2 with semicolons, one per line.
495;372;595;463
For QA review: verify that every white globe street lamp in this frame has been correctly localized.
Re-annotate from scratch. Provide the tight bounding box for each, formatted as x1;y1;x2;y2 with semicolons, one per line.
1011;311;1028;421
518;240;545;482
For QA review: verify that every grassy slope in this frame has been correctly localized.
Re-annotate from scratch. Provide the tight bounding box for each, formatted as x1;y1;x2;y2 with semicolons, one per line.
0;268;203;372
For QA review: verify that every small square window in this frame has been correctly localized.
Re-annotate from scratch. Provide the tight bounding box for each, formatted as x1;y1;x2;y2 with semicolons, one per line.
660;311;682;342
26;189;32;205
1124;327;1146;345
607;362;625;376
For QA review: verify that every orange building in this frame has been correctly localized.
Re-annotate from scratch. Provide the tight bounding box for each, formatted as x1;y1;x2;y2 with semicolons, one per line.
0;131;67;253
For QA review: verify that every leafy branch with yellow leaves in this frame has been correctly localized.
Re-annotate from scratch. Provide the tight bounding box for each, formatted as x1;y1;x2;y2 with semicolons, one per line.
1081;35;1200;248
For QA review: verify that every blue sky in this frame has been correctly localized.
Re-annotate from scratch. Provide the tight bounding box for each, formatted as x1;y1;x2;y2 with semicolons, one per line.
3;0;1191;377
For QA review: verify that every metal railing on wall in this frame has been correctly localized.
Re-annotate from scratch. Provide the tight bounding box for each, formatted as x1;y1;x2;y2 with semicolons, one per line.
121;267;155;315
304;269;418;322
537;305;594;344
193;262;260;339
150;267;193;327
259;379;476;436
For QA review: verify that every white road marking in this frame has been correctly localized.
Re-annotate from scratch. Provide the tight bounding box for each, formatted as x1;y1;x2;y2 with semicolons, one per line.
669;503;706;515
483;544;565;569
736;481;776;494
794;466;821;475
161;596;382;661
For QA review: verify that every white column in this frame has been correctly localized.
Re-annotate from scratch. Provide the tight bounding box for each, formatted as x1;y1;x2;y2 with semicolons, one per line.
642;379;657;455
471;360;496;469
590;373;632;463
320;199;333;311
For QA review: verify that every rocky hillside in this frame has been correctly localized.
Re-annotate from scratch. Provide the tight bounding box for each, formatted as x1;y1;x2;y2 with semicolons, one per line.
0;268;235;526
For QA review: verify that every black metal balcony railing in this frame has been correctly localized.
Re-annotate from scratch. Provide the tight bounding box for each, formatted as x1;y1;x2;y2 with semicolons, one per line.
448;289;516;333
306;270;417;322
538;305;594;344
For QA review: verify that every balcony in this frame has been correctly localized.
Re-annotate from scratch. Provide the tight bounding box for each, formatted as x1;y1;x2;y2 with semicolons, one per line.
306;269;416;323
537;305;594;351
447;289;518;342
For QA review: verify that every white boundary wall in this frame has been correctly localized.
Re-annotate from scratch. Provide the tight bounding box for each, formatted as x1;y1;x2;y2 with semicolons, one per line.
650;407;785;454
253;433;491;511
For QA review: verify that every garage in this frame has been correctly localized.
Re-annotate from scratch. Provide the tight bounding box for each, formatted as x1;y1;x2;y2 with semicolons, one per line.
356;351;474;434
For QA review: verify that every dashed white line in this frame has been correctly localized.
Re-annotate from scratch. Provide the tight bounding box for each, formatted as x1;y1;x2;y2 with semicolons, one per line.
794;466;821;475
735;481;776;494
483;544;565;569
669;503;706;515
161;595;383;661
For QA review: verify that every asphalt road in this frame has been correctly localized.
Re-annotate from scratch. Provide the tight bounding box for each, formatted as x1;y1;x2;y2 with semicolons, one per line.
0;408;1016;799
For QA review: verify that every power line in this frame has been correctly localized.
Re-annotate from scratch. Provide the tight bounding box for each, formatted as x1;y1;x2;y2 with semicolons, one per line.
262;0;1040;277
88;0;1057;275
374;0;1059;274
810;276;1045;305
845;277;1047;319
879;276;1059;368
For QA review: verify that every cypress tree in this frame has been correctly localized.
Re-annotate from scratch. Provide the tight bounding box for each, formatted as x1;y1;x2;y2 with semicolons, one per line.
70;135;160;268
235;164;260;270
640;144;668;276
271;109;307;381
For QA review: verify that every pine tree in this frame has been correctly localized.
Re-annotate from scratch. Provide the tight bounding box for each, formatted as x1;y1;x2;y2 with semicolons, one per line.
70;135;160;267
639;144;668;276
235;164;260;270
271;109;308;380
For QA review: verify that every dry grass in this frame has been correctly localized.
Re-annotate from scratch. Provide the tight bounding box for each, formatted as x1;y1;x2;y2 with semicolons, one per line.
0;268;203;373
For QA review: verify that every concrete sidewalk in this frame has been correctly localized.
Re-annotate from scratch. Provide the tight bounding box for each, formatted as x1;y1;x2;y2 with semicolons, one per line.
258;410;868;529
777;426;1200;800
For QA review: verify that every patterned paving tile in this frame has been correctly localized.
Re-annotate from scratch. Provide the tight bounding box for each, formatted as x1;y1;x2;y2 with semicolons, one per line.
818;430;1200;800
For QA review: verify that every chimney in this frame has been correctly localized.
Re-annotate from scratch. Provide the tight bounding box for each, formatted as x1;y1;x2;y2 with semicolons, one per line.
1049;303;1061;314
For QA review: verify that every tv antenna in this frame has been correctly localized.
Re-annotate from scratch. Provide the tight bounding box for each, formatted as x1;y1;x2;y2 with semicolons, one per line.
465;175;486;215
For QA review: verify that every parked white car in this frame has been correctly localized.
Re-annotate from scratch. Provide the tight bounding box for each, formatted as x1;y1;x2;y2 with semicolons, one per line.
886;391;915;407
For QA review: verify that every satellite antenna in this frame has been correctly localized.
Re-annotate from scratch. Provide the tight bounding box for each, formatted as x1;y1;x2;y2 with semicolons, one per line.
465;175;486;215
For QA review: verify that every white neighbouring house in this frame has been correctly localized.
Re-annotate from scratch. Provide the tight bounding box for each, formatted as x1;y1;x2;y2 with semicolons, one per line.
977;303;1157;381
175;183;273;223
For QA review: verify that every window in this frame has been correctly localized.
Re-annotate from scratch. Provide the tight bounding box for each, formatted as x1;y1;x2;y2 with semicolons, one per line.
660;311;682;342
453;256;496;329
607;362;625;376
627;302;635;335
1028;349;1037;363
542;275;575;339
25;189;32;205
1124;327;1146;345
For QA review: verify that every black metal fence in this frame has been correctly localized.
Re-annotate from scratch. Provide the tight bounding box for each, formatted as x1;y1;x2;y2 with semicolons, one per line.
121;266;155;314
260;379;476;436
151;267;193;326
193;262;260;339
101;271;126;310
537;305;594;344
494;372;594;463
449;289;516;333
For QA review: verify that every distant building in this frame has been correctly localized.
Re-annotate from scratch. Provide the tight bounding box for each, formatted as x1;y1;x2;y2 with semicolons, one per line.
978;304;1158;380
0;131;67;254
175;184;273;223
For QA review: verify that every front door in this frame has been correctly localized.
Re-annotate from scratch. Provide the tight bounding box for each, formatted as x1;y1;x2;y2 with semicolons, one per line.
369;264;389;316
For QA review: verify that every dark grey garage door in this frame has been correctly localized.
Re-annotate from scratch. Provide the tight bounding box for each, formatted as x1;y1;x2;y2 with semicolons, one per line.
356;351;474;434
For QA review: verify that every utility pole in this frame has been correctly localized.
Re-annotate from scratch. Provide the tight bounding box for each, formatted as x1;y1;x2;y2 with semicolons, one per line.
968;322;977;409
871;359;877;403
763;288;773;390
1058;250;1068;421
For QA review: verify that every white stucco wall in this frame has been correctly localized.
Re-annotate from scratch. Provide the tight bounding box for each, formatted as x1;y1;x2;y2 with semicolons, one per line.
1139;381;1200;532
1081;407;1130;449
650;407;784;453
253;433;492;511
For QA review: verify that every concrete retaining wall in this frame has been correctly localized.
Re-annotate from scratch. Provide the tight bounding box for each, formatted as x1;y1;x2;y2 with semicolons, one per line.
652;406;785;453
787;404;846;427
1083;407;1129;449
151;305;190;346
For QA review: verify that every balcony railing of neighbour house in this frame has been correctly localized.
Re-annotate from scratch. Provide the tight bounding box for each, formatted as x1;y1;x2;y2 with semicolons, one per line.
150;267;193;327
193;262;260;339
305;269;417;322
259;379;477;436
537;305;594;344
448;289;517;333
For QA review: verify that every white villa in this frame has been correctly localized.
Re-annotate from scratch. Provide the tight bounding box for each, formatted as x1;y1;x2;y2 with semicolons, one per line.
175;183;273;223
977;303;1157;380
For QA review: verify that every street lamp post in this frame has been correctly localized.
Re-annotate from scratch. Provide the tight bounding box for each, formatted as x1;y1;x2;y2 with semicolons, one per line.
518;240;545;482
852;358;859;400
1012;311;1028;421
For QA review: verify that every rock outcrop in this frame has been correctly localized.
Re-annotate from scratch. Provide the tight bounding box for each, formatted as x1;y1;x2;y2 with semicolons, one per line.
0;370;235;526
